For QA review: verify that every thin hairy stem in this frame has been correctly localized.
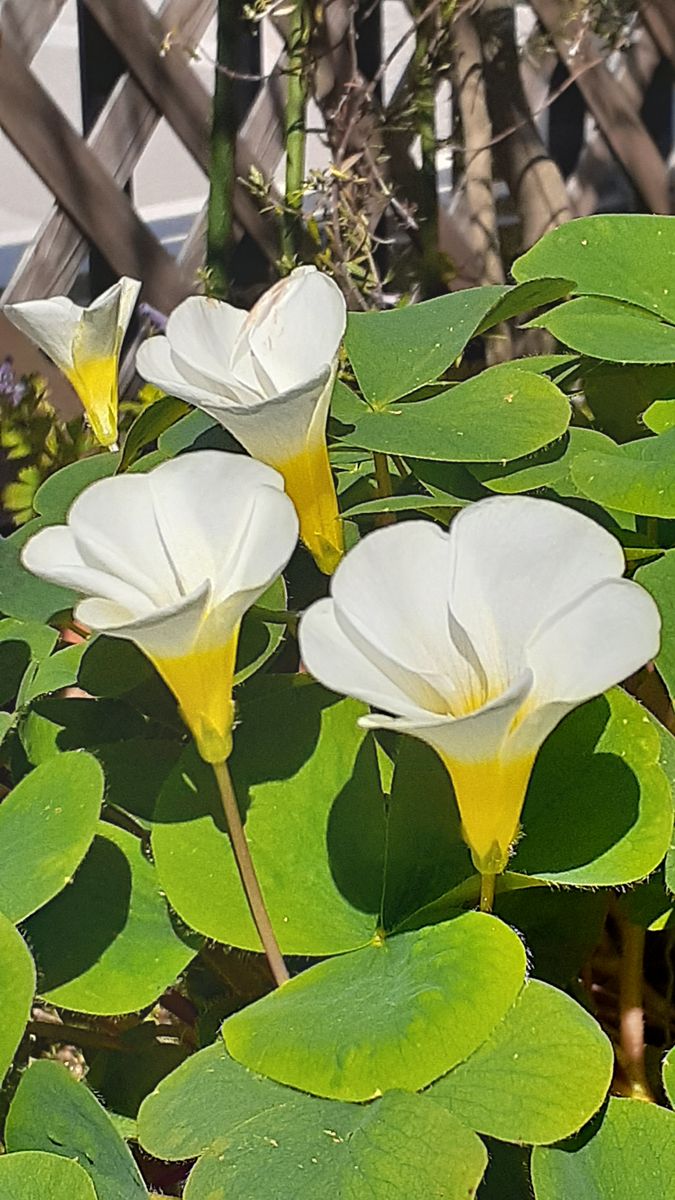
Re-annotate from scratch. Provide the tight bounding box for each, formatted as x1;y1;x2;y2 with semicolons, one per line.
213;761;289;987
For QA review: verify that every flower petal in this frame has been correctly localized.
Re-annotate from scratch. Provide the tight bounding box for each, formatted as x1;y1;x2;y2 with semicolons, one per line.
507;576;661;759
68;473;182;607
216;371;332;461
165;296;257;395
359;670;534;764
77;277;141;360
244;266;346;394
136;336;234;407
145;451;297;609
95;580;212;659
3;296;80;371
331;521;483;711
447;495;626;687
21;525;153;616
299;597;430;720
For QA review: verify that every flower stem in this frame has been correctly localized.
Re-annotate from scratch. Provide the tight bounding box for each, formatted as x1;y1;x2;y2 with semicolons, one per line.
615;903;654;1100
212;761;289;987
479;872;496;913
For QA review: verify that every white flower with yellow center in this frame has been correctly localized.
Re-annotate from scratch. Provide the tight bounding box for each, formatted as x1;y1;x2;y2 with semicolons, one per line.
4;277;141;448
136;266;346;576
299;496;660;880
22;451;298;763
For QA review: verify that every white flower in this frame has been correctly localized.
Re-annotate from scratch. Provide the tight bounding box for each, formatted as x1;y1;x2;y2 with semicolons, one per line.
136;266;346;575
22;451;299;763
299;496;660;875
4;278;141;448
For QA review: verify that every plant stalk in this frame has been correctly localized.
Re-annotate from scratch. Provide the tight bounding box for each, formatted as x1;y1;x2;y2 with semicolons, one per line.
206;0;239;298
615;906;654;1100
479;872;496;914
213;760;289;986
282;0;310;264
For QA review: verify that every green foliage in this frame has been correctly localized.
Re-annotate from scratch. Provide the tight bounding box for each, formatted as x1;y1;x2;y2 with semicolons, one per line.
428;980;613;1144
0;753;103;921
138;1044;488;1199
337;367;571;462
530;1098;675;1199
570;429;675;518
5;1061;148;1200
23;823;198;1015
636;551;675;703
222;914;526;1100
153;682;385;954
513;214;675;323
0;1152;98;1200
344;280;571;407
512;690;673;886
3;213;675;1195
0;913;35;1084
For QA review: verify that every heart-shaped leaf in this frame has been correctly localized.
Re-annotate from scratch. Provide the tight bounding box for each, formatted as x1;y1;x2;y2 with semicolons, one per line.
0;913;35;1084
429;980;612;1144
0;752;103;922
23;822;197;1015
339;366;570;462
513;214;675;324
222;913;526;1100
570;429;675;518
530;1097;675;1200
5;1060;148;1200
0;1152;97;1200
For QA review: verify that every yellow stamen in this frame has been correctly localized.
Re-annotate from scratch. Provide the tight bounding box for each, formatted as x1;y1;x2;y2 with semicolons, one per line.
65;355;119;448
439;752;536;875
151;631;239;763
276;440;343;575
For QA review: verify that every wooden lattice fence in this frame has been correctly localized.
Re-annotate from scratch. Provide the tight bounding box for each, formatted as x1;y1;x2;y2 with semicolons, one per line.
0;0;672;317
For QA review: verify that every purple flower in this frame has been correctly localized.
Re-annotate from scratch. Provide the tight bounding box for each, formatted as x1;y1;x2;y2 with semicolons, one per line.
0;357;26;406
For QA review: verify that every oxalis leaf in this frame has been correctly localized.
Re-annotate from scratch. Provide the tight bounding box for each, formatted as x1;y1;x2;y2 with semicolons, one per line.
338;365;571;462
5;1060;148;1200
513;214;675;324
512;689;673;886
344;279;571;408
0;913;35;1085
527;297;675;364
636;549;675;704
222;912;526;1101
428;979;612;1144
382;689;670;930
138;1043;487;1200
530;1097;675;1200
570;428;675;518
0;1152;97;1200
23;821;197;1016
0;617;57;705
152;679;387;956
0;751;103;922
469;427;616;498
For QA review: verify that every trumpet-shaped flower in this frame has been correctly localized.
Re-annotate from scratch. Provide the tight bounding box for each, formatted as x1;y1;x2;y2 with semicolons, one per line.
4;277;141;448
299;496;660;877
22;451;298;763
136;266;346;575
